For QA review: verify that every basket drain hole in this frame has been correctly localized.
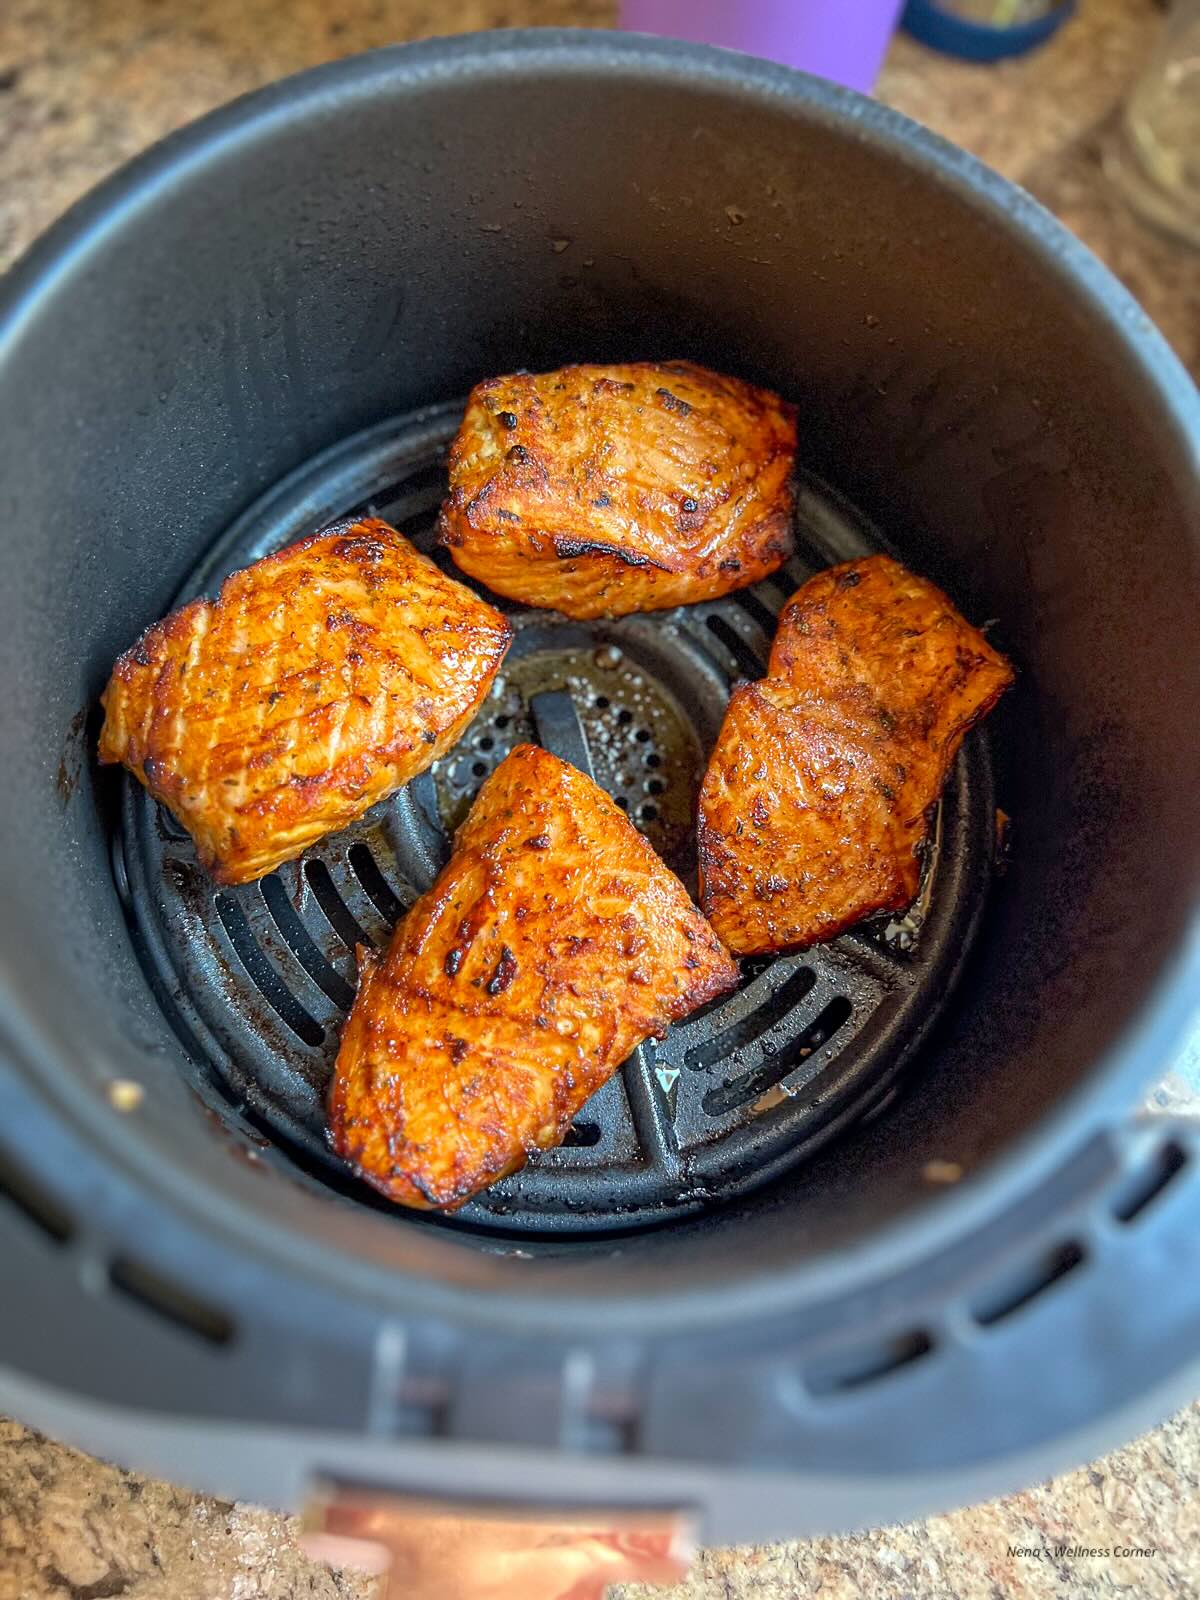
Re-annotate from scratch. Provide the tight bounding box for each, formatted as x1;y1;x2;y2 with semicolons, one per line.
562;1122;602;1149
260;875;355;1012
685;965;817;1072
705;613;766;680
703;995;853;1117
734;589;779;633
348;842;408;924
305;859;373;952
215;894;324;1047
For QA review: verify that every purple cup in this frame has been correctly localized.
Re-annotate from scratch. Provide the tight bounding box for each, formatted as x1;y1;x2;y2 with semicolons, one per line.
619;0;905;93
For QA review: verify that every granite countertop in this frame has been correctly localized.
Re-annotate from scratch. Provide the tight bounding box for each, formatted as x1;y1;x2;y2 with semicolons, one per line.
1;1;1197;1597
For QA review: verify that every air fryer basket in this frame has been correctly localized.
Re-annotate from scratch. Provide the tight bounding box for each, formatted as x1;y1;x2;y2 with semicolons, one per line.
121;398;998;1234
1;31;1198;1540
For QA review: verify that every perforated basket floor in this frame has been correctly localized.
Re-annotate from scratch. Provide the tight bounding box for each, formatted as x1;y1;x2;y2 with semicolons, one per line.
116;402;996;1235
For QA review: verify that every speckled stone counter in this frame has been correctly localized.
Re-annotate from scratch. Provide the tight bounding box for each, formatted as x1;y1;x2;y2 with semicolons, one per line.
1;1;1197;1597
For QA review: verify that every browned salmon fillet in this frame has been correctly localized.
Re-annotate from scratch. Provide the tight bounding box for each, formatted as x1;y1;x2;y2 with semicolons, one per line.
437;361;796;619
329;744;738;1210
767;554;1012;731
99;518;512;885
699;555;1013;955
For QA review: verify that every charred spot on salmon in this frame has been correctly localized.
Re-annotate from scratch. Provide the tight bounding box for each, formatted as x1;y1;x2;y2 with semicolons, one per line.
507;444;529;464
444;947;464;978
681;497;699;514
495;508;520;522
526;832;551;850
656;387;692;416
133;640;154;667
593;493;611;509
487;946;518;996
552;536;657;569
837;570;862;588
448;1037;468;1064
498;411;518;430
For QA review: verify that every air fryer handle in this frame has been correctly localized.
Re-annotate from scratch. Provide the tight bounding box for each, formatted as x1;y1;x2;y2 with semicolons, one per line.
299;1481;697;1600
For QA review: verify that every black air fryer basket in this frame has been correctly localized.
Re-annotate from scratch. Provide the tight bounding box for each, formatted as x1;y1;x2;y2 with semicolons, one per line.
1;31;1198;1544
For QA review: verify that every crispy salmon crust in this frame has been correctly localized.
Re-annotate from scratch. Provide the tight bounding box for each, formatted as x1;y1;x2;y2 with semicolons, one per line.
438;361;796;619
699;555;1013;955
99;518;511;884
329;744;738;1209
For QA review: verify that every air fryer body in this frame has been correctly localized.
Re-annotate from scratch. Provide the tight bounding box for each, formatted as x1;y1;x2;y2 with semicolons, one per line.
0;31;1198;1540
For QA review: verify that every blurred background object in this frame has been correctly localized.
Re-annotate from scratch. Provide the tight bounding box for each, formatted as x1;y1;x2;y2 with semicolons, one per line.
901;0;1075;62
1106;0;1200;247
619;0;905;91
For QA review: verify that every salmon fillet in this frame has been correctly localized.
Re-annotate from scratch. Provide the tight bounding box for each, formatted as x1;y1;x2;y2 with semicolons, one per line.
699;555;1013;955
99;518;512;885
329;744;738;1210
438;361;796;619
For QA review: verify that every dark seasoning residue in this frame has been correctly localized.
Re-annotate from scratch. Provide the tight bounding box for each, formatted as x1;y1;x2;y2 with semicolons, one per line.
56;706;89;803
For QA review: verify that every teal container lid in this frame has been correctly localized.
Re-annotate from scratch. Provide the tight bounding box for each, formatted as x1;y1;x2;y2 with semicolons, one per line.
902;0;1075;61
